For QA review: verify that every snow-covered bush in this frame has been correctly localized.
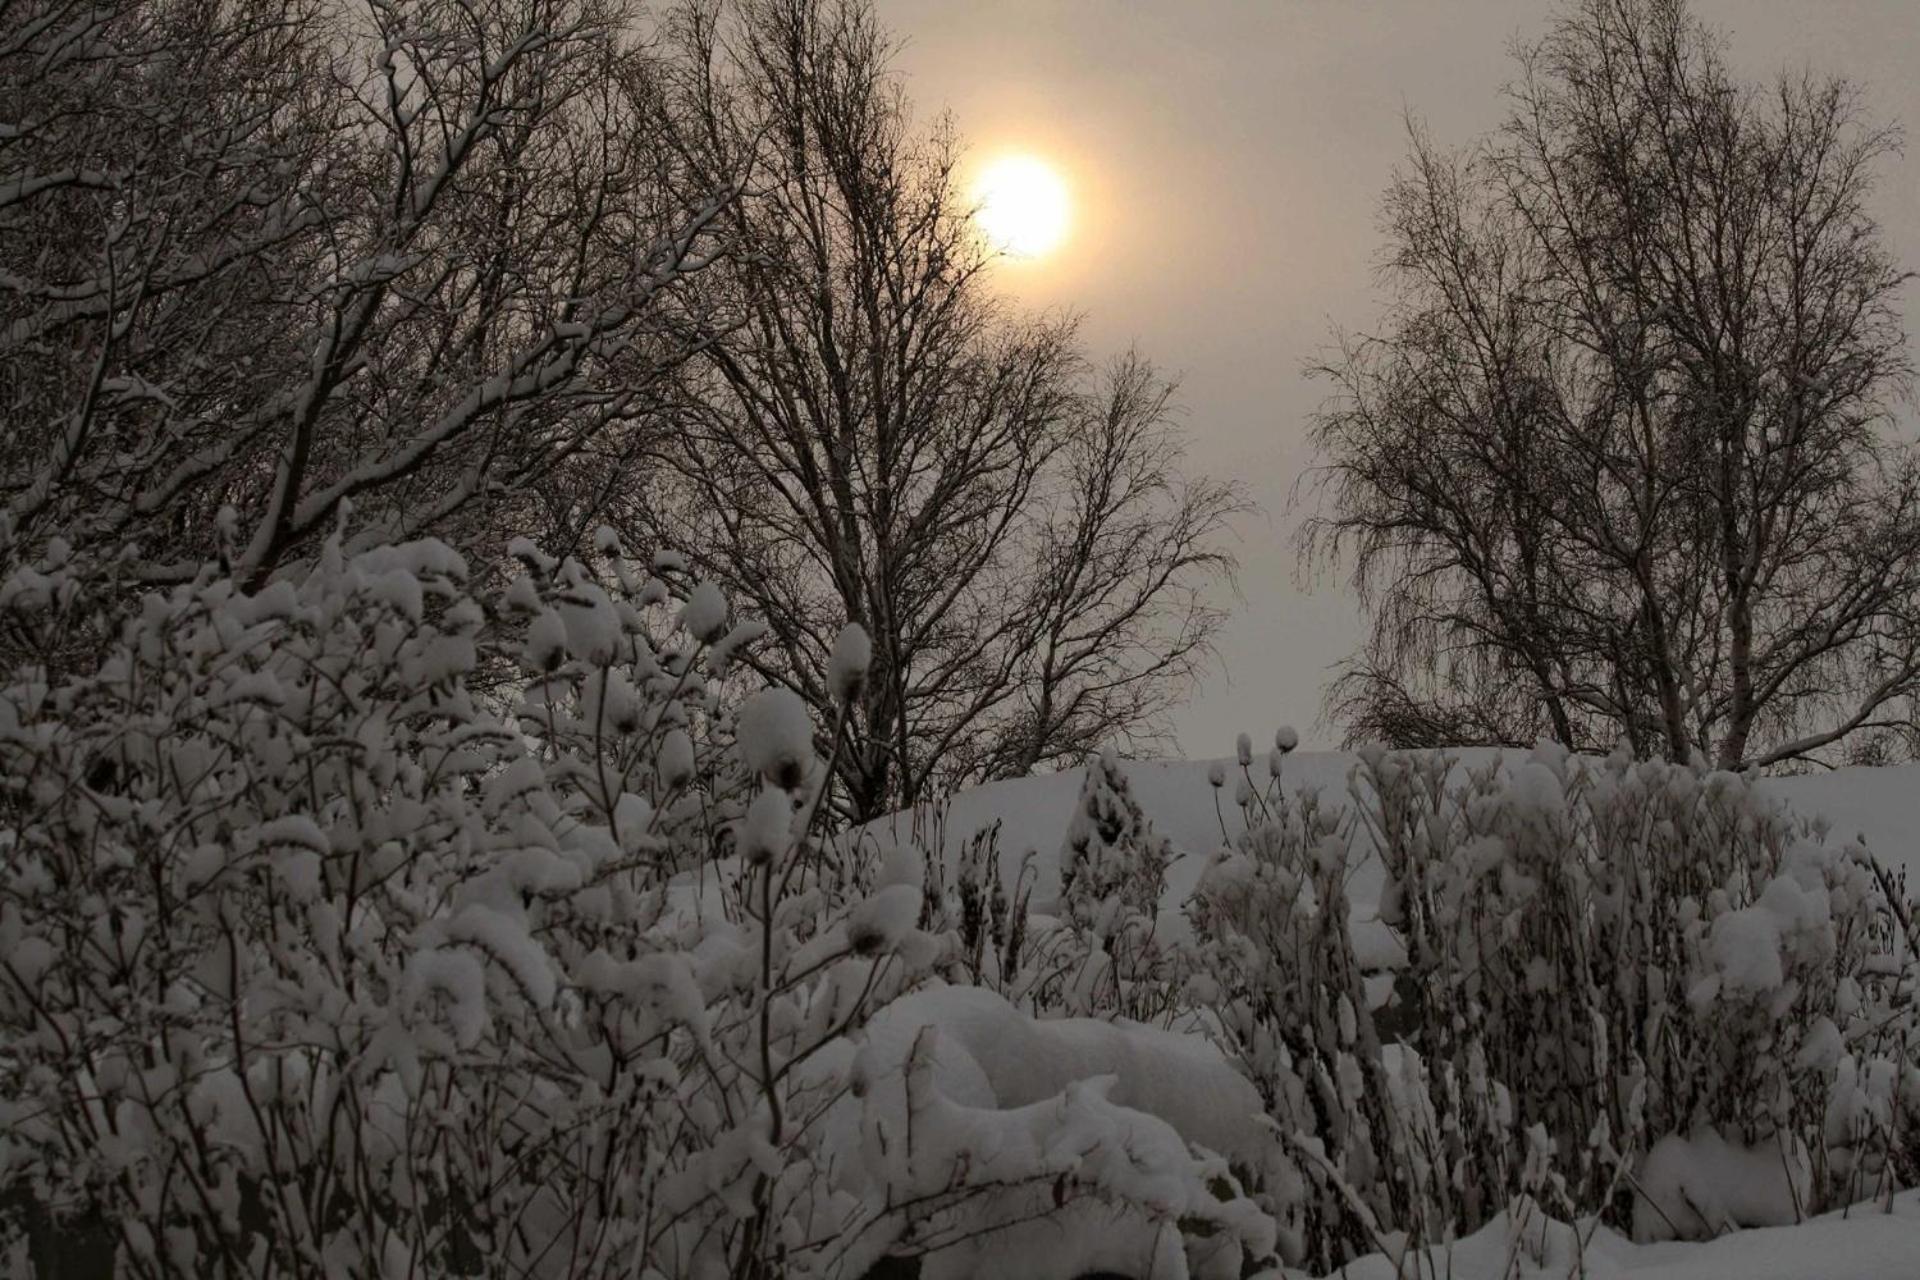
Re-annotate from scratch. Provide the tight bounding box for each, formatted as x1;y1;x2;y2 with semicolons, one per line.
1360;744;1919;1229
1043;750;1179;1019
906;751;1179;1022
0;533;1278;1279
1188;734;1452;1270
918;816;1036;999
1184;737;1920;1268
0;528;917;1277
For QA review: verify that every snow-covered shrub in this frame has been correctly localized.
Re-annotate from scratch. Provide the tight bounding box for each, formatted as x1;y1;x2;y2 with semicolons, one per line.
1043;749;1179;1019
0;533;1284;1279
0;530;936;1278
917;816;1036;999
1187;734;1451;1270
906;750;1178;1021
1357;743;1920;1233
1182;736;1919;1266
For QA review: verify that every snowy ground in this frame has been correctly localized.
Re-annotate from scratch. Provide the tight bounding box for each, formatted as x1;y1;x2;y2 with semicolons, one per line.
1765;764;1920;890
1309;1188;1920;1280
859;751;1920;920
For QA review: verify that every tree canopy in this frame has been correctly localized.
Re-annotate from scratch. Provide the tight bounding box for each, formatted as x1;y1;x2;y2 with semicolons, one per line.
1306;0;1917;768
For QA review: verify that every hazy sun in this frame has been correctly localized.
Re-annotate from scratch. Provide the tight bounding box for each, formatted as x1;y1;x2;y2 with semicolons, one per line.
972;154;1071;259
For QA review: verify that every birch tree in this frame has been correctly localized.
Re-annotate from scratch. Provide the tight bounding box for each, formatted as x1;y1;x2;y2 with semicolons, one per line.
1305;0;1919;768
631;0;1239;819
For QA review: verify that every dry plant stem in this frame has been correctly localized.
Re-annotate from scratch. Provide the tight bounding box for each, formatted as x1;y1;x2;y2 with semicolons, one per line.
1865;849;1920;961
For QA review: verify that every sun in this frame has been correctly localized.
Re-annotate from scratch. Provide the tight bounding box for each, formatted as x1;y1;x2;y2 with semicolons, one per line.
972;154;1071;259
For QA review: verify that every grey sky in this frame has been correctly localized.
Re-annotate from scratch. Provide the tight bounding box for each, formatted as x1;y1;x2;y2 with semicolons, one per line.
881;0;1920;757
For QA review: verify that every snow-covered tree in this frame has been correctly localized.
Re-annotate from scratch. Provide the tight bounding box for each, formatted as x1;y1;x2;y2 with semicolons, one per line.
1;0;726;592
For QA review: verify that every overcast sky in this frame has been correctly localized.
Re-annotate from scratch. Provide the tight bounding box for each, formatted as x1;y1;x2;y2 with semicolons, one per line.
879;0;1920;758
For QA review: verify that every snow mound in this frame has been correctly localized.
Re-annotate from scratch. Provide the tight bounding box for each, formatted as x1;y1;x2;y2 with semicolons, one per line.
1633;1131;1813;1242
859;984;1267;1165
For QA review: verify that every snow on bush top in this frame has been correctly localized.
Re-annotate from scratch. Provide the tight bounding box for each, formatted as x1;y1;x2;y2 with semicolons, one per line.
736;684;813;789
828;621;871;702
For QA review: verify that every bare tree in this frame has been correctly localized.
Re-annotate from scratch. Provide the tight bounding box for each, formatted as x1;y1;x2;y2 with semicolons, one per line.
1;0;727;584
1304;0;1918;769
633;0;1240;818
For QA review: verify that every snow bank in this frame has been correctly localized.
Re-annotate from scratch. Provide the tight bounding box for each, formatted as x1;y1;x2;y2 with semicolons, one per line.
1617;1190;1920;1279
1767;765;1920;888
1306;1189;1920;1280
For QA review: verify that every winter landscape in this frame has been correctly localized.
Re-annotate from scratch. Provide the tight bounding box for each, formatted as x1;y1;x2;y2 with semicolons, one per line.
4;0;1919;1277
